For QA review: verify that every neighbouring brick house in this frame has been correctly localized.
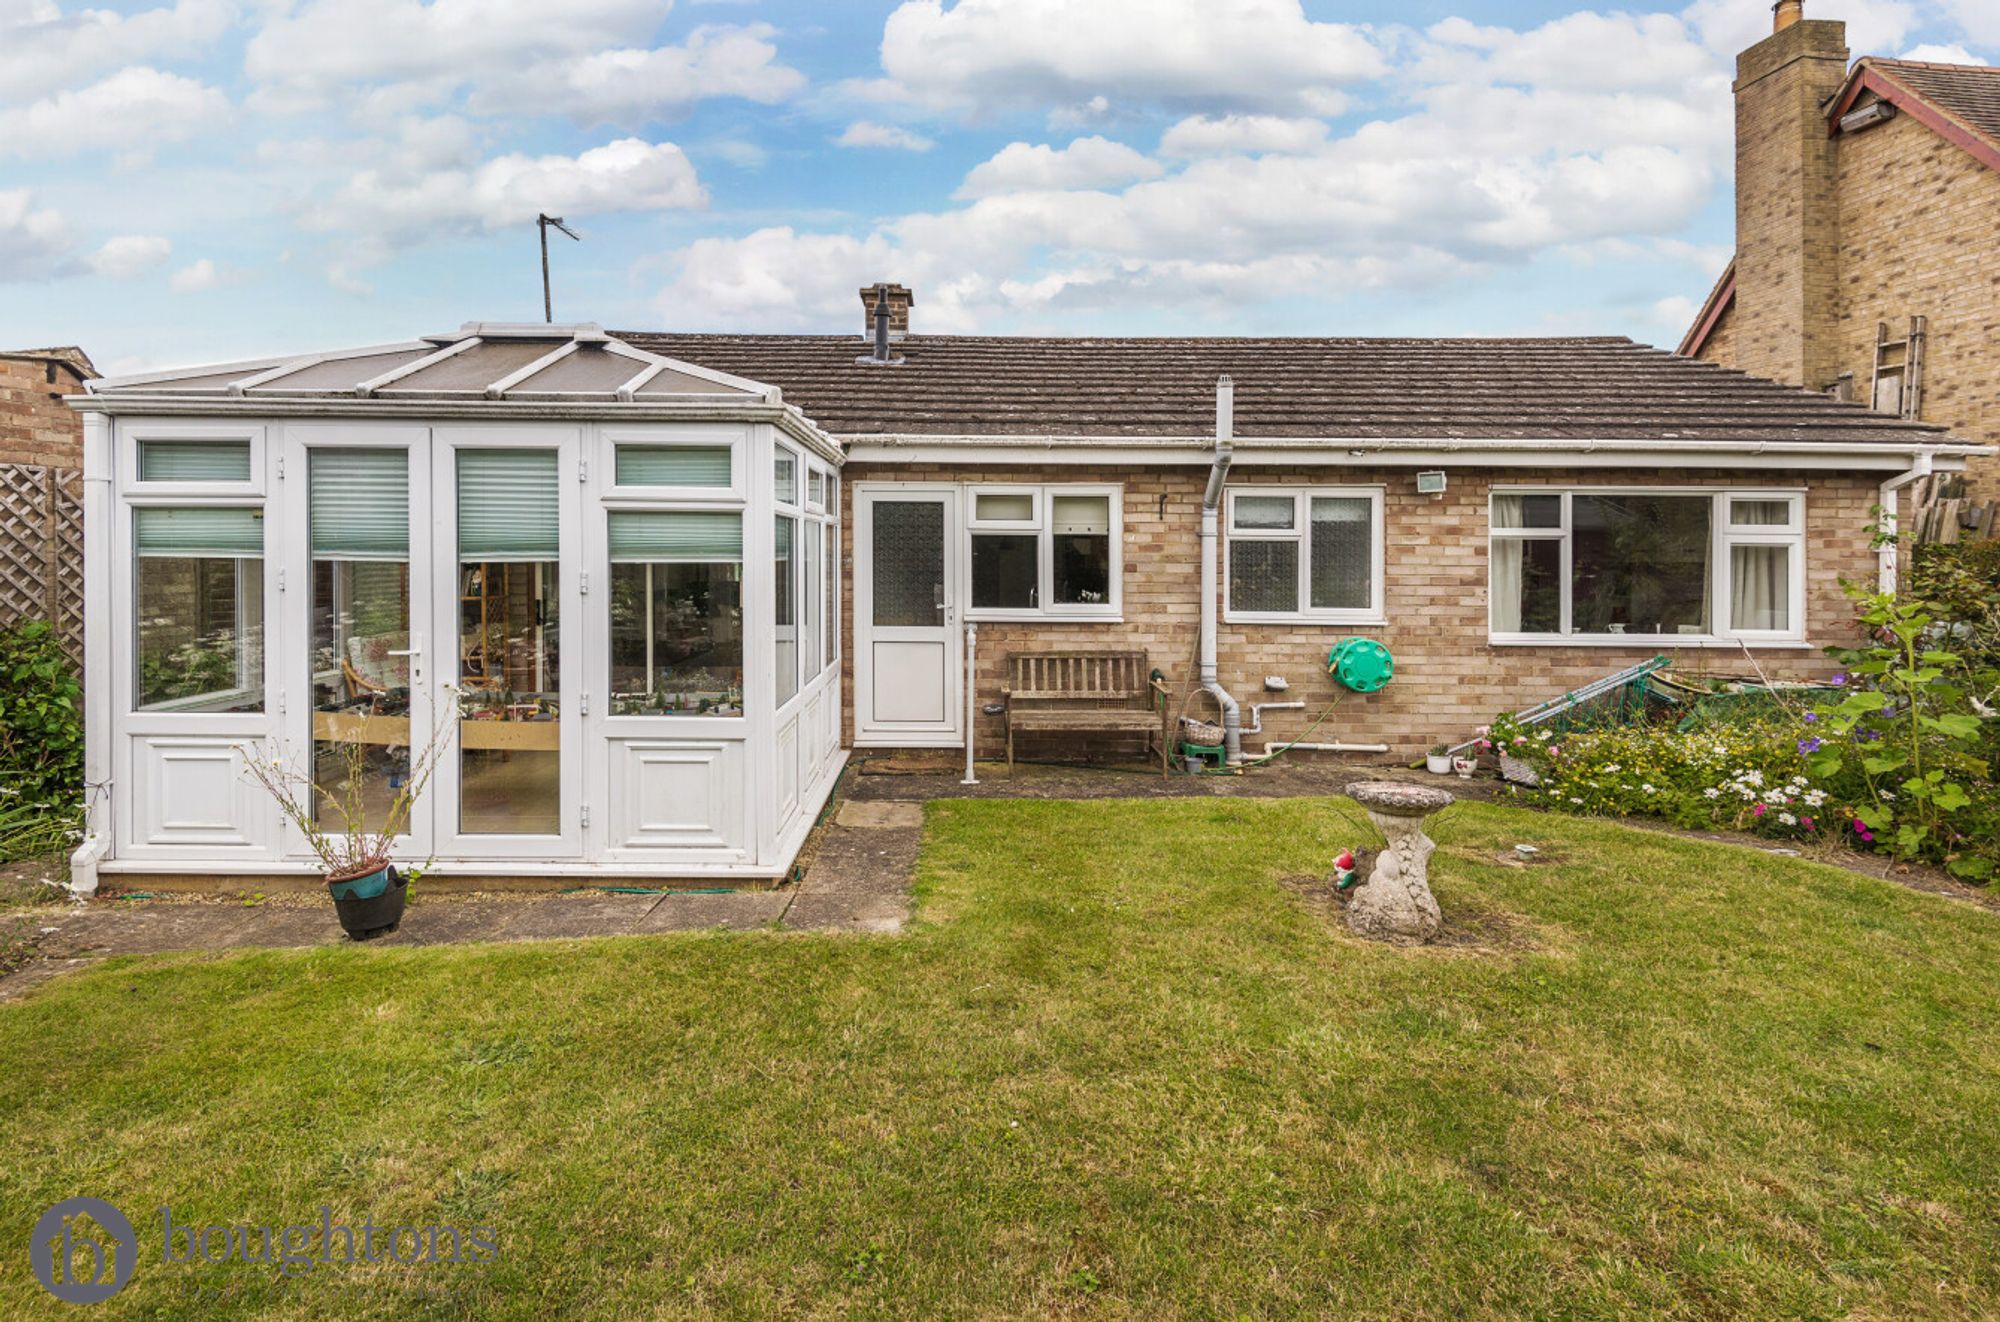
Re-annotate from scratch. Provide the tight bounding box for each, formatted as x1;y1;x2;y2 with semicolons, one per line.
0;346;93;656
1679;2;2000;494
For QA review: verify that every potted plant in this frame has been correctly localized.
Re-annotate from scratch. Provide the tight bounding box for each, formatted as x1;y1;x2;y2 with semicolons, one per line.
1450;753;1477;779
241;718;445;941
1425;743;1453;775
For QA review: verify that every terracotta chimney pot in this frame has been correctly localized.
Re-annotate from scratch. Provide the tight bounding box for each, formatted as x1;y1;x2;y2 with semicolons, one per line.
1773;0;1803;32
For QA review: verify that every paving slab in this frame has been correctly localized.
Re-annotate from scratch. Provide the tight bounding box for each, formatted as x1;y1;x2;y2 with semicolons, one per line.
483;894;662;941
834;800;924;829
806;825;922;895
782;891;910;934
38;905;265;956
631;891;789;932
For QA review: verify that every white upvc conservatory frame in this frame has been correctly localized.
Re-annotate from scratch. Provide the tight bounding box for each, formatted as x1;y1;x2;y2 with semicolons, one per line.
77;393;845;884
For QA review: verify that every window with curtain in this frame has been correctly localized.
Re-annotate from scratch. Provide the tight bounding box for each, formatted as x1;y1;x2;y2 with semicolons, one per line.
1489;490;1804;641
133;506;264;711
967;485;1121;618
137;439;252;483
308;447;411;832
613;444;732;489
1224;488;1382;622
608;511;743;715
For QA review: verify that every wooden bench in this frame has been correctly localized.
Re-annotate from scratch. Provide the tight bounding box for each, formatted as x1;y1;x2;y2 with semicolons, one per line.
1001;651;1170;775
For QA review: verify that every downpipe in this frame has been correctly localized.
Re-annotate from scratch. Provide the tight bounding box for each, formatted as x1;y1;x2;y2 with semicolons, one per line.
1200;375;1242;764
1877;449;1934;595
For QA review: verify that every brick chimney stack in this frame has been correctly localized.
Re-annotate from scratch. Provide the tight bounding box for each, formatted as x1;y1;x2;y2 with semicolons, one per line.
1731;5;1848;391
859;283;913;338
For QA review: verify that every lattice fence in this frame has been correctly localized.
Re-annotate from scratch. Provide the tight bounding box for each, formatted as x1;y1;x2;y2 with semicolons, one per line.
0;463;83;667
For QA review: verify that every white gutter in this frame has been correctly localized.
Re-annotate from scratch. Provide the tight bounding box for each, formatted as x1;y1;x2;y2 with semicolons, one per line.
1200;376;1242;765
1877;450;1934;594
840;432;1988;458
71;411;114;895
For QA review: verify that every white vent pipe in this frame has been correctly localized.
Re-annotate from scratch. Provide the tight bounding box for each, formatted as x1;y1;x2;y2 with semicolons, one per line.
1200;375;1242;764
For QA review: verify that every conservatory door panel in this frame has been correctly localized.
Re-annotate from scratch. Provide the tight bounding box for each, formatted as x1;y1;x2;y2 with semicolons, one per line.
129;737;273;852
604;738;748;859
855;487;961;746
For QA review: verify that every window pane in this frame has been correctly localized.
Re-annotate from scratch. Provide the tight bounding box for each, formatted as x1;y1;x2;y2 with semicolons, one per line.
803;521;822;684
823;525;838;671
1228;538;1298;613
1053;534;1110;605
1493;494;1562;529
972;533;1037;609
808;470;825;505
1050;494;1109;534
136;555;263;711
975;492;1034;522
1491;537;1561;633
311;448;408;559
1309;497;1371;611
871;500;942;627
1571;494;1711;635
457;560;560;834
139;439;251;482
614;445;731;488
774;452;796;504
1730;544;1791;632
458;450;558;560
608;511;742;560
311;560;411;833
776;515;798;706
1233;494;1294;531
608;562;743;715
1729;498;1791;527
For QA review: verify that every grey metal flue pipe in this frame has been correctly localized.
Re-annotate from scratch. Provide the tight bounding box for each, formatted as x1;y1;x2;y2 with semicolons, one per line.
1199;375;1242;764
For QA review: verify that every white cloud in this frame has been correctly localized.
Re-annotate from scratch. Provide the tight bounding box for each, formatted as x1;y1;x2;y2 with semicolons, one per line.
247;2;802;124
1680;0;1918;60
90;234;173;278
1901;43;1988;65
1159;114;1328;158
956;136;1162;198
0;0;231;107
308;137;708;241
836;121;935;151
0;66;228;157
169;256;220;291
0;188;73;281
873;0;1384;113
1940;0;2000;48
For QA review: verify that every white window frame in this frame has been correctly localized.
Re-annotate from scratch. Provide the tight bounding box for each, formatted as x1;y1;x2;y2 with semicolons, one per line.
1487;486;1807;647
1223;486;1385;626
964;483;1121;622
604;426;743;502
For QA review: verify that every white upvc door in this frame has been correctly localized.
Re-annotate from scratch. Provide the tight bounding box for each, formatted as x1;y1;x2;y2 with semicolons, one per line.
277;422;438;865
430;425;585;860
854;484;961;746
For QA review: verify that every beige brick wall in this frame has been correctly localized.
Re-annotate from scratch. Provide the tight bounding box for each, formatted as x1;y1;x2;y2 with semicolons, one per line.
839;464;1878;760
1729;20;1850;393
0;357;86;469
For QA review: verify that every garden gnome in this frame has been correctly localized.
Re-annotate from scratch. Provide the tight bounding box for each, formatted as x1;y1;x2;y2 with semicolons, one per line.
1342;781;1454;943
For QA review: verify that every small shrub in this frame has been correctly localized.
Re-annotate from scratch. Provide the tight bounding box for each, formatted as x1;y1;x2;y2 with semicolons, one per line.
0;620;83;862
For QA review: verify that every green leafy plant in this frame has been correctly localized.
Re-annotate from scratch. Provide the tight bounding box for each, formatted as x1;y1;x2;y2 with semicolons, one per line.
0;620;82;862
1813;586;1996;880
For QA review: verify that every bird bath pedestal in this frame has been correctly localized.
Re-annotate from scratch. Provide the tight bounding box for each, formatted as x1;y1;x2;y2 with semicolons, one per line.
1343;781;1455;943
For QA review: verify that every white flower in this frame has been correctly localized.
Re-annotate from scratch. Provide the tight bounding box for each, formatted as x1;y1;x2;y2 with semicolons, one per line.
1804;790;1827;808
1703;787;1721;799
1641;782;1657;794
1779;812;1797;826
1569;796;1584;805
1603;763;1622;774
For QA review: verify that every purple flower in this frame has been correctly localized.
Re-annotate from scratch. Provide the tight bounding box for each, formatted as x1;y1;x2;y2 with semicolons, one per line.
1802;712;1818;724
1831;672;1848;686
1798;737;1821;754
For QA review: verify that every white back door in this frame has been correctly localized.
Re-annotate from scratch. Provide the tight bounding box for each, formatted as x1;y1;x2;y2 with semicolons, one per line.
854;485;960;746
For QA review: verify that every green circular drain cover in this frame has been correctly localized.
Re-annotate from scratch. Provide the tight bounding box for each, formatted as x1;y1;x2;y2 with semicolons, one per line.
1327;637;1394;693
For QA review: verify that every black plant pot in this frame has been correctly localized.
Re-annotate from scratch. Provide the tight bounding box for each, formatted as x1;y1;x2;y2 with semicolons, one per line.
327;865;405;940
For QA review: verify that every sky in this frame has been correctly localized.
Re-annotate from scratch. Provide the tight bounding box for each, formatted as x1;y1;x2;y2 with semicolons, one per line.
0;1;1993;375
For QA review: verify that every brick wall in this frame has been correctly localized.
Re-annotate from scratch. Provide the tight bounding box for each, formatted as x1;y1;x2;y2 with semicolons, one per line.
839;464;1879;760
0;355;88;468
1728;19;1850;392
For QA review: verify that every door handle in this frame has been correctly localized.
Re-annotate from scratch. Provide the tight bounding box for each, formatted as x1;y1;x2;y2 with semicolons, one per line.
386;634;424;683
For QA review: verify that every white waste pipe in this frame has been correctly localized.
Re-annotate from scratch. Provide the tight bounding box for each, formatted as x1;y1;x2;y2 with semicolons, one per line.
962;621;979;786
1200;376;1243;764
1245;700;1305;734
1261;742;1391;754
1877;450;1934;594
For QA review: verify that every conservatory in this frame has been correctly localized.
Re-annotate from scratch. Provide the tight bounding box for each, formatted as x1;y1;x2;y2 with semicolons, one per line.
73;324;845;885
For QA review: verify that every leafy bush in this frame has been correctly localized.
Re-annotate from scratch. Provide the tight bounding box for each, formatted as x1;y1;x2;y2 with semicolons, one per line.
0;620;83;862
1499;582;1999;882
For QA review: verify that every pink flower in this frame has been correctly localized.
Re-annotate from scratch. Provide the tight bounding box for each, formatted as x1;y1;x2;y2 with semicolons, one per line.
1752;803;1767;817
1801;816;1815;830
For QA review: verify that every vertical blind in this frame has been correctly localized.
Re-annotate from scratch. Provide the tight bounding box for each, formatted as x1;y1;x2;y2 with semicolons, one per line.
458;449;558;560
311;448;409;559
138;440;252;482
134;507;263;557
607;511;743;562
614;445;732;487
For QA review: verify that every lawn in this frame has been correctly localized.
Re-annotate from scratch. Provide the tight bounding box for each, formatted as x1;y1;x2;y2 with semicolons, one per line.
4;796;2000;1318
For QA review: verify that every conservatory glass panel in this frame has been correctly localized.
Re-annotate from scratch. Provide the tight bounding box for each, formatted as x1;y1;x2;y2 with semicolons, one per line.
133;507;264;712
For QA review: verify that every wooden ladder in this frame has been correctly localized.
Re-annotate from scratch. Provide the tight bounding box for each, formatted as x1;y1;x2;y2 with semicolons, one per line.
1870;315;1927;419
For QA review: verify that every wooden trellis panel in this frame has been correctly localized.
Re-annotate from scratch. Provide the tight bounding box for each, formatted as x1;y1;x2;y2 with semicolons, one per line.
0;463;84;668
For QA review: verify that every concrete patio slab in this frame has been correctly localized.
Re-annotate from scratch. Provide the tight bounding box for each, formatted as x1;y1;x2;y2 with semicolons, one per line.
632;891;790;932
782;891;909;934
835;800;923;829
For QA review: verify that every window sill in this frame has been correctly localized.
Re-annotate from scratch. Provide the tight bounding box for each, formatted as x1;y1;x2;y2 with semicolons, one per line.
1486;635;1813;650
966;611;1122;624
1225;613;1385;628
